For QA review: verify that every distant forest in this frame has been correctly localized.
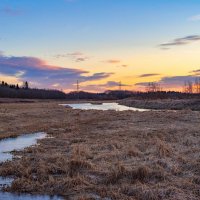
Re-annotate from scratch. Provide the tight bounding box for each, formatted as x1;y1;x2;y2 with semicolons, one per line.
66;90;200;100
0;81;66;99
1;80;200;100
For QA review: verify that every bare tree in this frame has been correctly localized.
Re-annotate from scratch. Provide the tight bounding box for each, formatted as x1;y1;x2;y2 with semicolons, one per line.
146;82;162;92
184;81;193;93
194;78;200;93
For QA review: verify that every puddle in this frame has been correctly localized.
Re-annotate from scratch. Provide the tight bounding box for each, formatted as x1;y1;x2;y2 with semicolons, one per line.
61;102;149;112
0;132;47;163
0;133;63;200
0;177;13;190
0;192;61;200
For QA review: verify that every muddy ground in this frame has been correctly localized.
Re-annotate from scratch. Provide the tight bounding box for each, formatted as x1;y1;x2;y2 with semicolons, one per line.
0;101;200;199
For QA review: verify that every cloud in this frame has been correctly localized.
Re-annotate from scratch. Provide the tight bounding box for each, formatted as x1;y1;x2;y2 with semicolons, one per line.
104;59;121;64
15;70;26;78
120;65;128;68
80;73;114;82
135;75;200;89
84;81;129;90
190;69;200;75
138;73;160;78
161;76;198;83
55;51;89;62
81;81;130;92
188;14;200;21
104;81;129;87
0;6;22;16
160;47;170;51
52;83;60;88
159;35;200;48
116;64;128;68
103;60;128;68
0;54;113;90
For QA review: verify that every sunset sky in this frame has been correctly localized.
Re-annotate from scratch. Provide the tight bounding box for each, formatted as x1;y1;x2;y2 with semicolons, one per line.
1;0;200;92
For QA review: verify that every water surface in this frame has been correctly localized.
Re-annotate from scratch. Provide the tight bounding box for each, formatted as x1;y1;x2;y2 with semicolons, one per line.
62;102;149;112
0;132;63;199
0;132;47;163
0;192;61;200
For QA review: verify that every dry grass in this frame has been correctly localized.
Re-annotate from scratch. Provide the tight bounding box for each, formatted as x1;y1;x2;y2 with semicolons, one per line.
120;98;200;111
0;101;200;199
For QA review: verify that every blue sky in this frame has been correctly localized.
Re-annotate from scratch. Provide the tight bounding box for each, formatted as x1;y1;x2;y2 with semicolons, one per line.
1;0;200;92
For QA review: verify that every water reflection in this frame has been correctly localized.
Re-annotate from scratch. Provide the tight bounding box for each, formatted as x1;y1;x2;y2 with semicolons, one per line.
0;132;47;163
62;102;149;112
0;192;61;200
0;133;63;199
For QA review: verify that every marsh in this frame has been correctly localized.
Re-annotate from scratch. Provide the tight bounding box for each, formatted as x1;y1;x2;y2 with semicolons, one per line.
0;101;199;199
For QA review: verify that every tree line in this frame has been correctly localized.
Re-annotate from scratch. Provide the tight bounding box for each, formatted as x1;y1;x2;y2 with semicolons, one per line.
1;81;29;90
183;78;200;94
0;81;66;99
146;78;200;94
1;80;200;100
66;90;200;100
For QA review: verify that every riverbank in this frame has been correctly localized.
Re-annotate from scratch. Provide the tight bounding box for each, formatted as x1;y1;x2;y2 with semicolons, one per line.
120;98;200;111
0;101;200;199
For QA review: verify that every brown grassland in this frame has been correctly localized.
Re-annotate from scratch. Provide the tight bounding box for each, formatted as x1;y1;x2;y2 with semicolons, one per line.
120;98;200;111
0;101;200;199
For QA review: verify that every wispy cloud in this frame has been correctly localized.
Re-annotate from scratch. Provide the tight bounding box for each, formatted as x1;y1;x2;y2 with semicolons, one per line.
190;69;200;75
104;59;121;64
117;64;128;68
55;51;89;62
83;81;129;92
0;54;113;90
135;74;200;90
188;14;200;21
103;81;129;87
159;35;200;49
88;81;129;88
81;72;114;82
103;60;128;68
0;6;23;16
138;73;160;78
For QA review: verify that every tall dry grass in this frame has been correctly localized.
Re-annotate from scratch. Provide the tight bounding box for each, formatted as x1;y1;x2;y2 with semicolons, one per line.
0;102;200;199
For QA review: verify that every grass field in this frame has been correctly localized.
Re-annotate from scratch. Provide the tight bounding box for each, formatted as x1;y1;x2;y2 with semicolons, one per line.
120;98;200;111
0;101;200;199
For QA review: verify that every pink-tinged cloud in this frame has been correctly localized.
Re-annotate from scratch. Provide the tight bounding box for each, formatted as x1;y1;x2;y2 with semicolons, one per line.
0;54;114;90
120;65;128;68
82;81;130;92
135;74;200;90
191;69;200;75
104;59;121;64
159;35;200;49
138;73;160;78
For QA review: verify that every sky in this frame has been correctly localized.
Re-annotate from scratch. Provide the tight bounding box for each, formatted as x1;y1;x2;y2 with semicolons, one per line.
1;0;200;92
